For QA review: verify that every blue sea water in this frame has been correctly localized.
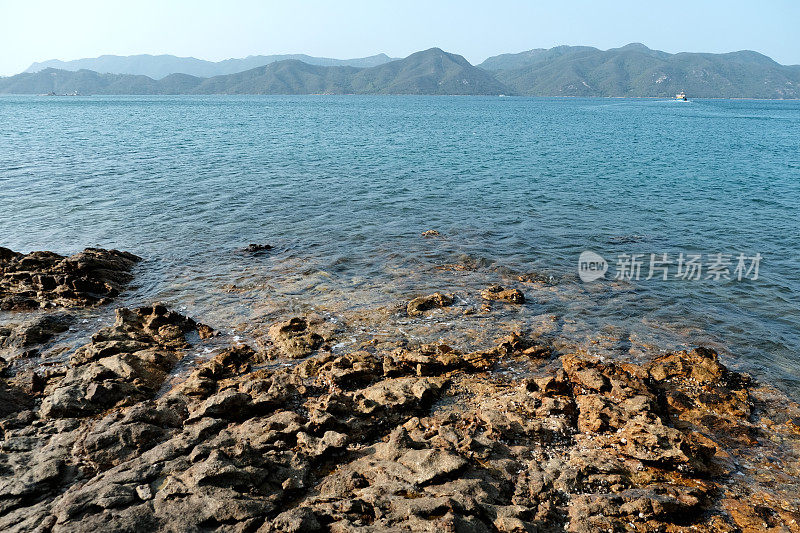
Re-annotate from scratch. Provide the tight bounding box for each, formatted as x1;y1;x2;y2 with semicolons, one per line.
1;95;798;390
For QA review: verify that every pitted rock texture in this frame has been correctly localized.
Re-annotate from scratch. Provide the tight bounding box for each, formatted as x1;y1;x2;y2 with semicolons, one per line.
407;293;454;317
265;315;338;359
0;248;140;310
0;313;73;361
0;307;798;532
480;285;525;304
37;305;209;419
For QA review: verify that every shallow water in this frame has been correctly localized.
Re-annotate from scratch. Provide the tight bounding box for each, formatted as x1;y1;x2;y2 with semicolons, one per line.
1;95;798;391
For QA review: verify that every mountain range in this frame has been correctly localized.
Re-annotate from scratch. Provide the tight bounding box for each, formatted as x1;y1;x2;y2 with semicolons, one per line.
24;53;398;79
0;49;505;96
3;44;799;98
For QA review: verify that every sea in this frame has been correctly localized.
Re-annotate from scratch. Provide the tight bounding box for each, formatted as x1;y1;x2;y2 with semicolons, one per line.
1;95;798;392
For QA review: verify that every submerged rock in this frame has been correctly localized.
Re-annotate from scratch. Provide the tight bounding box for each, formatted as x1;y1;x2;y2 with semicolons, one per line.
243;243;273;255
516;271;557;285
0;247;140;310
407;292;454;316
480;285;525;304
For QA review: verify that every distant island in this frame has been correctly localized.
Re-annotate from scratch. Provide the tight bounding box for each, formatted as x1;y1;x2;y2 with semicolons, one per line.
3;44;800;98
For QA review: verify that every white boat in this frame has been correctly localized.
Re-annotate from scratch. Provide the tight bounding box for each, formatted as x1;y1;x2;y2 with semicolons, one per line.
676;91;688;101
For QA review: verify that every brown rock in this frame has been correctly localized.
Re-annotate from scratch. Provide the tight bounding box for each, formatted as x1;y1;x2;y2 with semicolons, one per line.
38;305;205;418
0;313;73;360
480;285;525;304
2;294;798;533
268;317;325;358
0;247;140;310
407;292;454;316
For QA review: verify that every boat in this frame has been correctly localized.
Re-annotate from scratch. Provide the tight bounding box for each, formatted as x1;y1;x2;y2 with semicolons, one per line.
676;91;688;101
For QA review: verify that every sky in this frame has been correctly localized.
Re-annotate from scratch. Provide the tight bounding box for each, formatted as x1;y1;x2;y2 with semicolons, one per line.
1;0;799;76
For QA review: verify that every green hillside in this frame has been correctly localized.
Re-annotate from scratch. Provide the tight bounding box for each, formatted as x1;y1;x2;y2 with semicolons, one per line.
3;45;799;98
191;61;359;94
351;48;507;95
484;44;800;98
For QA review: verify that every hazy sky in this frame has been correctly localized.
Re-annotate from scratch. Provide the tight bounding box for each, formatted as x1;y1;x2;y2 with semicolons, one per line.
2;0;799;76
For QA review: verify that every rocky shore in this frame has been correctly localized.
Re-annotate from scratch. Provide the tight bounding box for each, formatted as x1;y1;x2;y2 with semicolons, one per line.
0;248;140;311
1;248;799;532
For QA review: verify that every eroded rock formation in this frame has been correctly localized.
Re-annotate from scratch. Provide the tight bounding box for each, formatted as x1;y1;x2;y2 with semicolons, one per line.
1;301;798;532
0;248;140;310
480;285;525;304
407;293;454;317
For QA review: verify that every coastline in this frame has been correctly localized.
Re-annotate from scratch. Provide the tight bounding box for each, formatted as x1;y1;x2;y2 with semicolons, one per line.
2;247;799;531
